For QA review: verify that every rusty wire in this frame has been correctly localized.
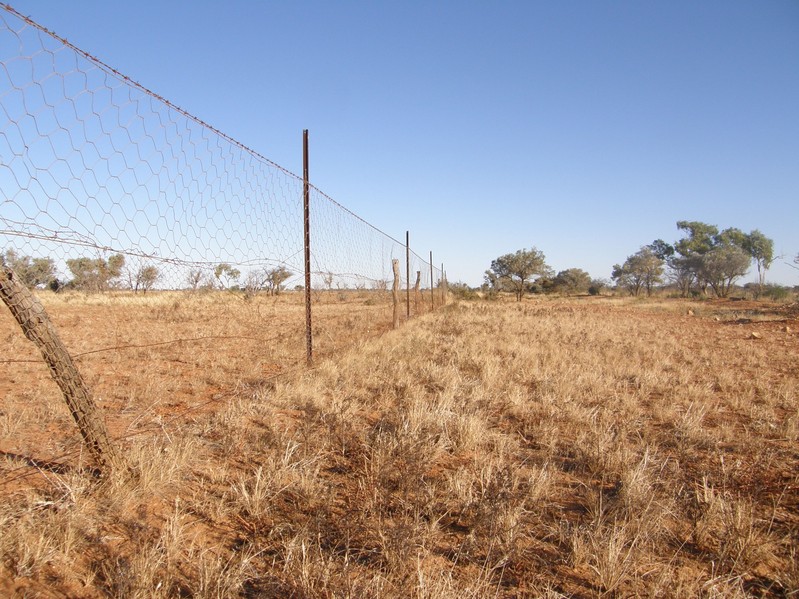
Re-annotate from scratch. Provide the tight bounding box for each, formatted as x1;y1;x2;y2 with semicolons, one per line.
0;4;446;473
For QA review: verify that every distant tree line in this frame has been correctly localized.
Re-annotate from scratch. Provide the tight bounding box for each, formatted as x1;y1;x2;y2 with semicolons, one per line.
2;249;293;296
5;222;787;301
482;247;606;301
480;221;784;302
613;221;775;298
1;250;158;293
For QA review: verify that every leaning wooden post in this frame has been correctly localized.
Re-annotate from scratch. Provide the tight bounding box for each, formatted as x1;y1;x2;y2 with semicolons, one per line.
391;258;401;329
0;266;124;473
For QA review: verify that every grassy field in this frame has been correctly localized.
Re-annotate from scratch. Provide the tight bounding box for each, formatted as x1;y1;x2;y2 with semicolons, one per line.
0;293;797;597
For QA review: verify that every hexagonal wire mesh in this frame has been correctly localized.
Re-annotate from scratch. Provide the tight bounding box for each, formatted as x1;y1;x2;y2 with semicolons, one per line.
0;5;446;458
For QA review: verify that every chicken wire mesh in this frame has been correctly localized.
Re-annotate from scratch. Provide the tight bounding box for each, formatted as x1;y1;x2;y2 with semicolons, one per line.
0;4;446;460
0;6;444;332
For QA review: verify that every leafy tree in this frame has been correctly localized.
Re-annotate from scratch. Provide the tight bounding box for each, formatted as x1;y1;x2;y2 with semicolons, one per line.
66;254;125;291
551;268;592;295
214;263;240;290
612;246;664;297
667;254;700;297
668;222;720;296
699;245;751;298
1;249;57;288
648;239;675;261
483;269;500;293
588;278;608;296
486;247;551;301
716;227;747;249
131;265;159;293
243;266;292;296
668;221;765;297
675;221;719;257
265;266;292;295
742;230;774;295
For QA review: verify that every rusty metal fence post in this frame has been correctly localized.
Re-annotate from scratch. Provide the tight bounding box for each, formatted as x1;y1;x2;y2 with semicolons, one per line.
392;259;401;329
303;130;313;366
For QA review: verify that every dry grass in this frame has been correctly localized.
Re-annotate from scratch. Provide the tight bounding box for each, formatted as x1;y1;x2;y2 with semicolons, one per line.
0;293;797;597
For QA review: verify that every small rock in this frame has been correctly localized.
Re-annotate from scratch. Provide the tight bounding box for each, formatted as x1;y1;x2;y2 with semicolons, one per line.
750;332;762;339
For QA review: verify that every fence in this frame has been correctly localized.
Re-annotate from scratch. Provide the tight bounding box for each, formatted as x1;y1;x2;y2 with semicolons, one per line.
0;4;447;471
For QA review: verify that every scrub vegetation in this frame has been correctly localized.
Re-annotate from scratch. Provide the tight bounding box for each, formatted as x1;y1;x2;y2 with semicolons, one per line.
1;292;797;597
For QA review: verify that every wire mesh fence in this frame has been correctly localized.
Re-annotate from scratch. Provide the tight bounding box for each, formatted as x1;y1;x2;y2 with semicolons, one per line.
0;4;446;467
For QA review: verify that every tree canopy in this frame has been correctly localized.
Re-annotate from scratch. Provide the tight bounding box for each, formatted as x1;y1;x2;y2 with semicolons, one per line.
612;246;663;297
551;268;592;295
130;265;160;293
66;254;125;291
642;222;775;298
486;248;551;301
1;249;57;289
214;263;241;290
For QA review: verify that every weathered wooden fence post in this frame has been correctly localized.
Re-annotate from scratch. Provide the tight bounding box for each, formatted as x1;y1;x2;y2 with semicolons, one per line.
392;258;400;329
405;231;410;319
429;251;435;311
414;271;421;314
0;266;124;473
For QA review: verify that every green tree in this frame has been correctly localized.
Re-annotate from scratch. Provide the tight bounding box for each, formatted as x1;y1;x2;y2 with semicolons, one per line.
551;268;592;295
716;227;747;249
486;247;551;301
588;278;608;296
132;265;159;293
674;221;719;257
1;249;57;288
670;221;720;296
648;239;675;261
612;246;664;297
699;245;751;298
669;222;760;297
66;254;125;291
265;266;292;295
742;230;774;295
214;263;240;290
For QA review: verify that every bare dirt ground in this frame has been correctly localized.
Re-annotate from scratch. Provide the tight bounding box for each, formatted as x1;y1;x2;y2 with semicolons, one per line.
0;290;408;469
0;293;797;597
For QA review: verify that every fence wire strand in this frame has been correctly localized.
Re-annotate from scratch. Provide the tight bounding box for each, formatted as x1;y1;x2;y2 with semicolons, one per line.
0;4;446;471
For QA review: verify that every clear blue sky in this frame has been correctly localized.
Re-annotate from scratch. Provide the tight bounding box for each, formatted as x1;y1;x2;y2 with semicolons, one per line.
5;0;799;286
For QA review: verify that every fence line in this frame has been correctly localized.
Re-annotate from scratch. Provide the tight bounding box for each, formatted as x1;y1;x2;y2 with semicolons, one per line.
0;4;447;469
